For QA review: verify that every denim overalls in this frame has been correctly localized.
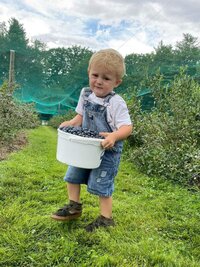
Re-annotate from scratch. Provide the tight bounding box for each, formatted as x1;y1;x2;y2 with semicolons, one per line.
64;88;123;197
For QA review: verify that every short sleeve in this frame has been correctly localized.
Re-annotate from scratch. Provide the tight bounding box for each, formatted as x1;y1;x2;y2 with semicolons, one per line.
75;88;85;115
108;95;132;130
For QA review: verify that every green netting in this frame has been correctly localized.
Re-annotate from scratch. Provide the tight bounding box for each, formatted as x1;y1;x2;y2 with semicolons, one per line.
1;48;199;116
13;86;78;107
0;19;200;117
12;85;79;114
137;88;151;97
0;47;91;115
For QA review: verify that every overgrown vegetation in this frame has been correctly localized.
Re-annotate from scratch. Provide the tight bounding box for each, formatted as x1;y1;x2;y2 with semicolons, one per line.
126;70;200;186
0;126;199;266
48;110;76;129
0;82;39;143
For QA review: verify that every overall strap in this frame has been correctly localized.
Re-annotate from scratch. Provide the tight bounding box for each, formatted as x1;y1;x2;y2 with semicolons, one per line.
83;87;92;98
83;87;115;104
103;91;116;105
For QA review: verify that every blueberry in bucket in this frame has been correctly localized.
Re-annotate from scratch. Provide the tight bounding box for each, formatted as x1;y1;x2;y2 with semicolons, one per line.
60;126;104;139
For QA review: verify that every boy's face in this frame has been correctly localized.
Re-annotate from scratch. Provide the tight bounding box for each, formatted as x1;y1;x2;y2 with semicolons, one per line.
88;65;122;98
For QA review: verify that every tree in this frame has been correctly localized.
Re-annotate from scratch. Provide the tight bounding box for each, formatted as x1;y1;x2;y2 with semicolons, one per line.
0;22;7;51
0;18;30;88
176;33;199;53
175;33;200;65
152;41;178;82
175;33;200;81
43;45;92;90
121;52;154;95
0;21;9;83
154;41;174;65
7;18;29;53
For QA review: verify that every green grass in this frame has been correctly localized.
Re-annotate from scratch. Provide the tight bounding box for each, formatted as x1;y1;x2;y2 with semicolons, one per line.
0;126;199;267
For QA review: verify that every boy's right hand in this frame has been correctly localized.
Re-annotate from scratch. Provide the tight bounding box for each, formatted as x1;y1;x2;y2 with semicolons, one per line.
59;114;83;128
59;121;71;128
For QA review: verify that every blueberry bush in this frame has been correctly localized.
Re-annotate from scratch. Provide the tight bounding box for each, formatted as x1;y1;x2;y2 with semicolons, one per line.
48;110;76;129
0;82;40;143
126;70;200;186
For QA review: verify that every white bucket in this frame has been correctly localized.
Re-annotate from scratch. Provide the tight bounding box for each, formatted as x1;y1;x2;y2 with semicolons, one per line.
56;128;105;169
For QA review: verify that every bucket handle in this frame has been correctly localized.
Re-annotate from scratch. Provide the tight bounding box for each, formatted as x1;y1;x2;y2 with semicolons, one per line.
68;136;104;147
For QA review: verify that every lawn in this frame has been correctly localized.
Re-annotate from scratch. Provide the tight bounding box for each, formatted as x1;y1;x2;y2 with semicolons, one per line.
0;126;199;267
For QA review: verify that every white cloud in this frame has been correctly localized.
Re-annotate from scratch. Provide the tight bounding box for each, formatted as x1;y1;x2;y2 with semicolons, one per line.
23;17;51;36
110;38;154;56
0;0;199;55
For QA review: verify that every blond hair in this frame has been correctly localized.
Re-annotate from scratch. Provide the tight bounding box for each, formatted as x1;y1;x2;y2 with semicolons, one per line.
88;48;126;79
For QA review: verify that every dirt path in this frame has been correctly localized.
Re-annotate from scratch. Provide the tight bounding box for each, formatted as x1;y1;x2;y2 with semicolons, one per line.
0;131;27;161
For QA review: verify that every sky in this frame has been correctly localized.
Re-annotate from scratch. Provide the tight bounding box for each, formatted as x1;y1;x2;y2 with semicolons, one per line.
0;0;200;56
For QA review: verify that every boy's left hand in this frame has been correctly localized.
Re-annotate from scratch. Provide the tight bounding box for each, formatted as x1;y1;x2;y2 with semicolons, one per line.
99;132;116;149
100;125;133;149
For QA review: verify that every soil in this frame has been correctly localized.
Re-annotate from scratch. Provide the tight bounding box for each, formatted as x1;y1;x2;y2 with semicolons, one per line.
0;131;28;161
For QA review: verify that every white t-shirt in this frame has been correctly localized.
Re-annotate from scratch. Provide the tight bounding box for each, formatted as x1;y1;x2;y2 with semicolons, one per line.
75;88;132;131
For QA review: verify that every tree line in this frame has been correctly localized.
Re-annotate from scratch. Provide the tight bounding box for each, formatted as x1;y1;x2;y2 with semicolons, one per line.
0;18;200;114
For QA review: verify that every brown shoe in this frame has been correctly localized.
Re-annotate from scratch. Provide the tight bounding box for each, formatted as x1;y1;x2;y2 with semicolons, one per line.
85;215;115;232
51;200;82;221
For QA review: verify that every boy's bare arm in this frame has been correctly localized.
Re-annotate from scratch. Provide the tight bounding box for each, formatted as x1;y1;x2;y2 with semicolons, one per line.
60;114;83;128
100;125;133;149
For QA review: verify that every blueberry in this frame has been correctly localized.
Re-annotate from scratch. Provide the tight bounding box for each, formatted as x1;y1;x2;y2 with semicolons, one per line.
60;126;104;139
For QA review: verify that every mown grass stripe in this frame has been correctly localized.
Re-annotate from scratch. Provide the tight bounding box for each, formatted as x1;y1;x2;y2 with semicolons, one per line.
0;126;199;267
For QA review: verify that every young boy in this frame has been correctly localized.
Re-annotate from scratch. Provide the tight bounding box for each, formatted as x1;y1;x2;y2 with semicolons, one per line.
51;48;132;232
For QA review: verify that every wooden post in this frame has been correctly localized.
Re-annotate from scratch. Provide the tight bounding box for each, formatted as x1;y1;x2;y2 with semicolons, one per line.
8;50;15;93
